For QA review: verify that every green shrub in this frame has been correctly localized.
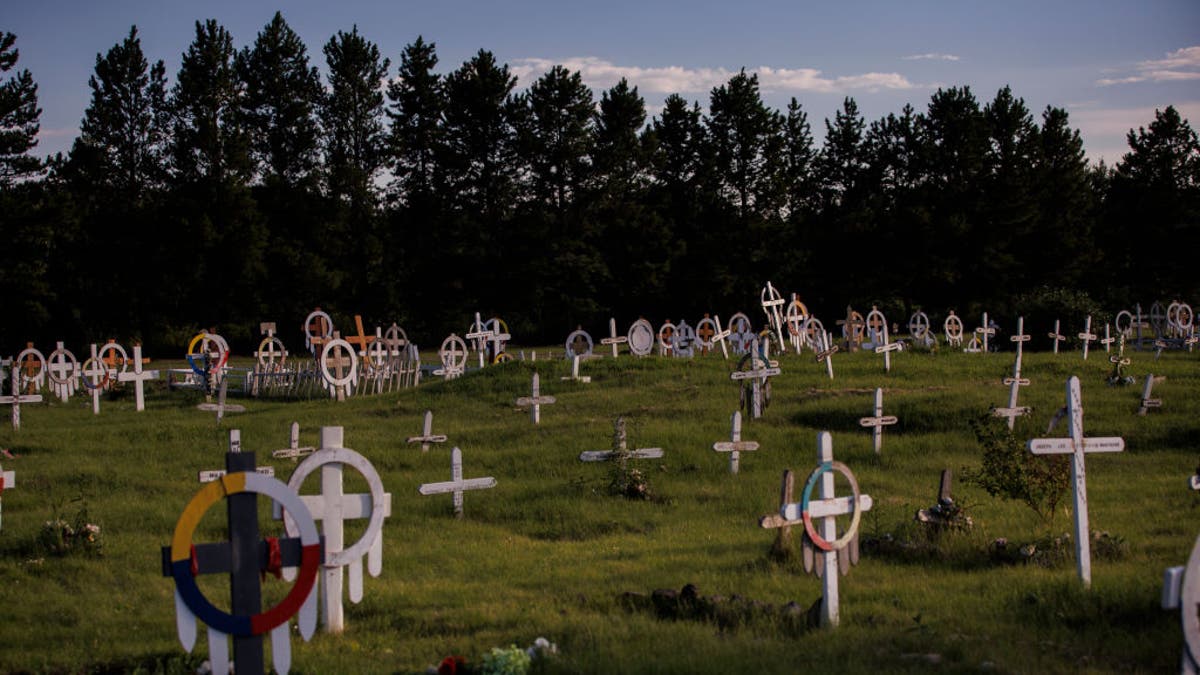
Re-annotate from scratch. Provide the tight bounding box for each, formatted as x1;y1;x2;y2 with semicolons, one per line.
963;415;1070;525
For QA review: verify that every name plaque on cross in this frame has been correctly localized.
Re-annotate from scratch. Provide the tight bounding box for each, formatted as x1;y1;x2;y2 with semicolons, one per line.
712;410;759;474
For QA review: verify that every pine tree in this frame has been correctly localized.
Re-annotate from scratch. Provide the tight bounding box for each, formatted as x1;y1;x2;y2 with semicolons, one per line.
322;26;390;210
0;31;42;186
819;97;867;209
516;64;594;213
706;70;783;218
385;36;443;206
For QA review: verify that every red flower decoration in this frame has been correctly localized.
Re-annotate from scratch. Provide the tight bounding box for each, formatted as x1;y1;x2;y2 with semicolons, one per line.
439;655;466;675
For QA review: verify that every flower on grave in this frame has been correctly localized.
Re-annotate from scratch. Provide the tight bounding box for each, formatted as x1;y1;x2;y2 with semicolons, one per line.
525;637;557;659
479;644;532;675
436;655;467;675
36;498;103;556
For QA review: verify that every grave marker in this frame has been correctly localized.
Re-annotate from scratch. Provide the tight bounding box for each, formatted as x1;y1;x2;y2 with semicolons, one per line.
710;314;731;360
434;334;469;380
732;340;781;419
712;410;759;474
1078;315;1097;360
1048;319;1067;354
785;296;809;354
815;329;838;380
98;340;130;388
516;372;557;424
406;411;448;452
303;308;333;355
657;320;676;357
418;446;496;517
1010;316;1031;360
199;433;275;482
695;314;718;356
975;312;996;353
483;317;511;363
908;311;934;348
80;343;111;415
865;306;887;347
727;312;755;355
944;311;964;347
0;365;41;430
837;306;865;352
627;319;655;357
561;354;592;383
46;342;79;402
1161;532;1200;673
15;344;45;394
758;469;798;557
272;422;316;461
858;388;898;454
565;327;594;360
197;379;246;422
1138;374;1163;416
117;344;158;412
579;416;664;463
466;313;491;369
993;347;1032;429
601;317;628;358
1027;376;1125;588
1100;324;1115;353
779;431;873;628
673;320;697;358
915;469;964;528
275;426;392;634
161;431;321;675
0;460;13;531
319;332;358;400
760;281;788;350
873;321;901;372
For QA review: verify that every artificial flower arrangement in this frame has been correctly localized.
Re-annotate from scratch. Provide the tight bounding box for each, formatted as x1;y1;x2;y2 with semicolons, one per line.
431;637;557;675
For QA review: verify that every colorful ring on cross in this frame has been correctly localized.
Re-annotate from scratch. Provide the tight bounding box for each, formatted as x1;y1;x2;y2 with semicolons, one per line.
493;352;513;364
46;347;79;386
80;357;111;391
186;333;229;379
169;471;320;636
799;460;863;552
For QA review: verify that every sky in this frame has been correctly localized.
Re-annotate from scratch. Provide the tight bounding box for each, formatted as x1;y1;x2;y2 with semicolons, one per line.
5;0;1199;167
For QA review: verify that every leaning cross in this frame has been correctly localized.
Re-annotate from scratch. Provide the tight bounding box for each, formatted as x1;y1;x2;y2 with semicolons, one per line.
272;422;317;461
761;281;788;350
858;388;898;454
600;317;628;358
117;344;158;412
759;469;798;558
275;426;392;634
197;378;245;423
344;315;376;358
418;446;497;518
712;410;759;474
406;410;448;452
780;432;873;628
731;342;781;419
579;417;664;465
873;324;901;373
815;330;838;380
1048;319;1067;354
1078;315;1097;360
1027;376;1125;588
1138;374;1163;416
710;314;732;360
0;365;41;431
516;372;557;424
993;349;1032;429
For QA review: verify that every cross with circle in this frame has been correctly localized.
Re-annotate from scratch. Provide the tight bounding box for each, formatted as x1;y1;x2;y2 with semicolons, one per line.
46;341;79;402
0;363;42;431
80;343;110;415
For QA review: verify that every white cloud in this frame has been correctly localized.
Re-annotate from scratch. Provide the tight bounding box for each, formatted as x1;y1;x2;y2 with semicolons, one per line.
509;57;920;96
1069;101;1200;165
1097;45;1200;86
901;53;960;62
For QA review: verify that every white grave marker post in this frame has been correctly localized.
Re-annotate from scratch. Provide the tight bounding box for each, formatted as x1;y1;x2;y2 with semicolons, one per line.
1100;324;1115;353
815;330;838;380
731;342;781;419
198;431;275;483
196;378;245;422
695;314;718;356
276;426;392;634
1027;376;1125;588
712;410;759;474
579;417;664;464
1010;316;1031;362
710;314;731;360
975;312;996;353
944;312;964;347
1048;319;1066;354
993;350;1032;430
0;364;42;431
1162;533;1200;673
46;342;79;402
116;345;158;412
1138;374;1162;416
320;332;359;400
466;312;490;369
600;317;628;358
1078;315;1097;360
516;372;557;424
780;432;873;628
858;388;898;454
418;446;497;518
657;320;676;357
81;343;108;415
873;324;901;373
272;422;317;461
761;281;788;350
561;354;591;383
406;410;448;452
434;334;468;380
0;460;13;530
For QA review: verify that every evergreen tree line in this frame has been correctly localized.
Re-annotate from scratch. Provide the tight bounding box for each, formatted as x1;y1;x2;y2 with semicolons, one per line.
0;15;1197;353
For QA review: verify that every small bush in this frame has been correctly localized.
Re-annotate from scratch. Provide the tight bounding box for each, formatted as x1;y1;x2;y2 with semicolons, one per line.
963;414;1070;525
36;497;103;557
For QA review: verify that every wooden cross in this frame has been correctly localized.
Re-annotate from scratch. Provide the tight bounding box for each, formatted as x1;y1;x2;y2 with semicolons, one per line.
81;343;109;415
975;312;996;353
944;311;964;347
1150;301;1168;339
579;417;664;464
1161;533;1200;673
1078;315;1097;360
560;354;592;383
418;446;496;518
600;317;627;358
695;314;718;356
0;460;14;530
779;432;873;628
116;344;158;412
732;341;781;419
874;324;901;373
1138;374;1164;416
343;315;376;360
161;432;321;675
199;432;275;483
272;422;317;461
657;320;676;357
728;313;755;355
760;281;788;350
434;334;468;380
275;426;392;633
865;306;887;346
837;306;865;352
16;343;45;394
466;312;491;369
814;329;838;380
1027;376;1125;588
197;378;246;422
255;323;287;372
908;311;933;347
516;373;557;424
1048;319;1066;354
759;469;798;558
993;349;1032;429
858;388;898;454
406;410;448;452
916;469;958;526
1010;316;1031;360
99;339;134;379
1100;324;1115;353
0;364;41;431
710;314;731;360
46;342;78;402
321;332;358;400
304;307;333;354
785;295;809;354
712;410;758;474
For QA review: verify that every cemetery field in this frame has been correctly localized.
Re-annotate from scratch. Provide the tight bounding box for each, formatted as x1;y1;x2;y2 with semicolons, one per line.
0;346;1197;674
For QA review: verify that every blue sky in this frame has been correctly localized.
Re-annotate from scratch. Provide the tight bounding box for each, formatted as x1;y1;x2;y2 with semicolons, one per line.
6;0;1199;166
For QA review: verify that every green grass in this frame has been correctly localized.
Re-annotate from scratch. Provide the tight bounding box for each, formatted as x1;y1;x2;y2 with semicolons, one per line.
0;344;1197;673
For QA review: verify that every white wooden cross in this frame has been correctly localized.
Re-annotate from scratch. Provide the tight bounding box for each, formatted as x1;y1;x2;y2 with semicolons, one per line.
272;422;317;461
197;379;245;422
1078;315;1097;360
657;320;676;357
46;342;79;402
466;312;490;369
198;430;275;482
116;344;158;412
712;410;758;474
418;446;496;518
710;314;731;360
434;334;468;380
731;340;781;419
944;311;964;347
780;432;873;628
873;323;901;373
15;344;45;394
483;318;511;363
561;354;591;383
761;281;788;350
1010;316;1031;361
81;343;108;415
1048;319;1067;354
277;426;392;633
320;332;359;400
975;312;996;353
815;329;838;380
993;349;1032;429
0;364;41;431
406;410;448;452
1162;533;1200;673
0;459;13;530
600;317;627;358
1138;374;1163;416
1100;324;1115;353
858;388;898;454
580;417;664;463
1026;376;1125;588
516;372;557;424
566;327;595;360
